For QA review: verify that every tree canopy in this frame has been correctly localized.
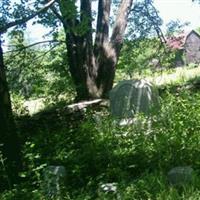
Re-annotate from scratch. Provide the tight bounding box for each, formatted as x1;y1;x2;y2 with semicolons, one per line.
0;0;172;107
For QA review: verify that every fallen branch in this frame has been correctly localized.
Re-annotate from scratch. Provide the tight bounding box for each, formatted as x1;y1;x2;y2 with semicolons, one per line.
67;99;109;113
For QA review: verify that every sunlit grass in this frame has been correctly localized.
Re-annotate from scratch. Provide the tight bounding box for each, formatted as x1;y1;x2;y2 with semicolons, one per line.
116;64;200;88
149;65;200;86
15;65;200;115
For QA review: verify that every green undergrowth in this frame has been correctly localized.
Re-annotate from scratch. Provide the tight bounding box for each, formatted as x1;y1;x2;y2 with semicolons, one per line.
2;89;200;199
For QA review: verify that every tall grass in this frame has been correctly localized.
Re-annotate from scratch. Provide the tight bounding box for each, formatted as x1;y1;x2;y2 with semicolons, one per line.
2;90;200;199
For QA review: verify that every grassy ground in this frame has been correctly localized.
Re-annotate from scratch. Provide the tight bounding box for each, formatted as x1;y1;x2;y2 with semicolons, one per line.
149;65;200;86
3;90;200;199
116;65;200;87
18;64;200;124
18;65;200;116
2;66;200;199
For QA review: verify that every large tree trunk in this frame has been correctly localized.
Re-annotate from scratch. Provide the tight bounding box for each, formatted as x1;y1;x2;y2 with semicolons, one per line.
0;38;21;188
59;0;133;100
0;0;58;189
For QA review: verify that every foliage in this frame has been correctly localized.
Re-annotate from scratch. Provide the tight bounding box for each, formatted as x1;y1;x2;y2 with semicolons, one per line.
126;0;163;40
166;20;190;37
117;38;179;78
5;30;75;103
192;0;200;4
0;0;39;32
2;89;200;199
5;30;46;99
1;0;165;99
2;0;200;199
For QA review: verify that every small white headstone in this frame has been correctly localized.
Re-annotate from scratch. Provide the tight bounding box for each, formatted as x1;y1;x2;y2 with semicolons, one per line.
98;183;119;199
99;183;118;193
109;79;159;118
43;165;66;199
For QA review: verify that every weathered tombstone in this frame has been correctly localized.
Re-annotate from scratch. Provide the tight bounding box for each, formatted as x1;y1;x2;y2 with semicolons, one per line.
167;166;194;186
109;79;159;119
42;165;66;199
98;183;119;199
99;183;118;193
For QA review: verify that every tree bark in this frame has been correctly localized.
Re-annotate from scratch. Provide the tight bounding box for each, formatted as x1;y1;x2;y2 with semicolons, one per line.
0;0;57;187
0;38;21;188
96;0;133;96
59;0;133;100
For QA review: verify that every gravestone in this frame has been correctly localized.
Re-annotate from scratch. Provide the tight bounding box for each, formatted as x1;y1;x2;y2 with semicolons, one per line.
99;183;118;193
167;166;194;186
98;183;119;199
42;165;66;199
109;79;159;118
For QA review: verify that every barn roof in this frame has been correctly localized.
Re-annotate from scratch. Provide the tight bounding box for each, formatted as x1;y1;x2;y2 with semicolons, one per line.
166;30;200;50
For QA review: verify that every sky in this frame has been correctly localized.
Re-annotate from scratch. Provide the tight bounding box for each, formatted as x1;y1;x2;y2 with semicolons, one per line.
154;0;200;31
28;0;200;41
4;0;200;44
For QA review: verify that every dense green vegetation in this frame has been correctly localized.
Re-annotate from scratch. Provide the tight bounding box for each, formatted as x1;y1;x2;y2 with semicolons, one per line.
1;0;200;199
2;82;200;199
2;33;200;198
2;27;200;200
5;30;73;101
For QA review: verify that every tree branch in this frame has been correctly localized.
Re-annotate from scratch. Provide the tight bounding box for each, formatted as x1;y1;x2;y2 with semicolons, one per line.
80;0;95;77
80;0;93;40
0;0;56;34
95;0;111;48
67;99;108;113
58;0;78;29
29;45;58;65
4;40;65;53
144;0;166;44
50;5;65;25
110;0;133;57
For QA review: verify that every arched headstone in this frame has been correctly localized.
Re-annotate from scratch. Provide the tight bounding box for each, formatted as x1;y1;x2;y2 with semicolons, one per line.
109;79;159;118
168;166;194;186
